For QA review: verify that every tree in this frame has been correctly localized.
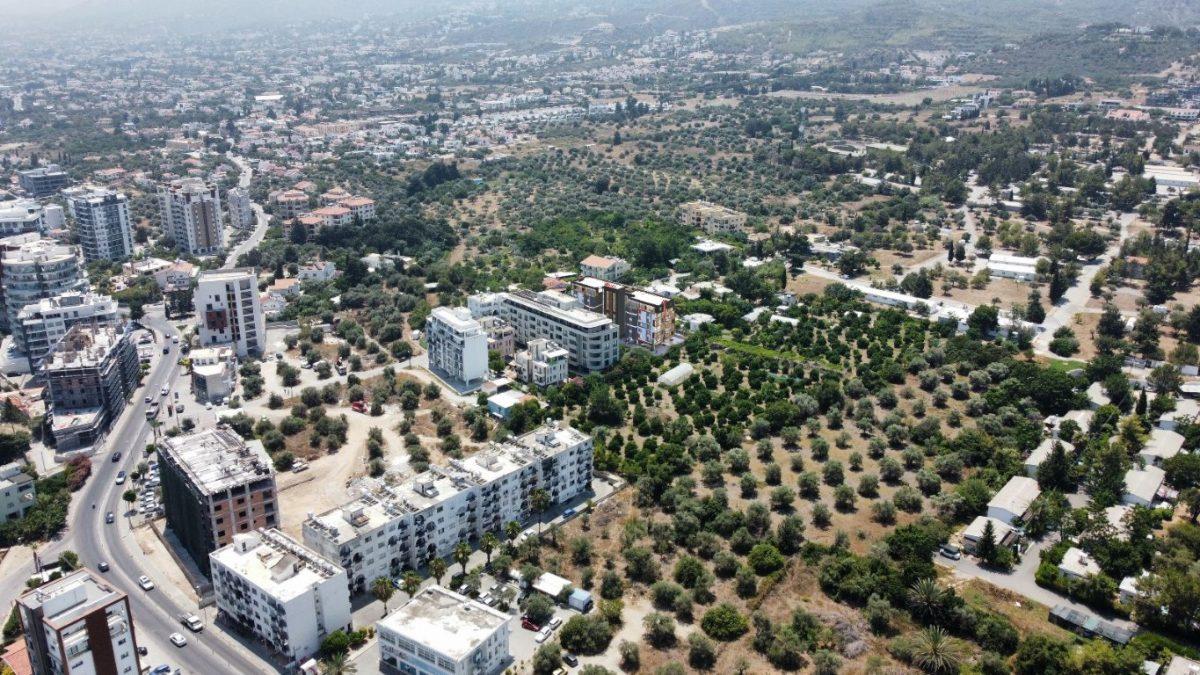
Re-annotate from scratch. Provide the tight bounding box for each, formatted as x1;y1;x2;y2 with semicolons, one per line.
976;519;998;566
531;488;550;536
700;603;748;640
320;651;356;675
480;532;498;567
907;578;946;625
532;643;562;675
57;550;79;571
429;558;447;585
454;541;471;576
1026;288;1046;324
747;543;785;575
526;594;555;626
688;633;717;670
1013;634;1069;675
559;615;614;655
643;612;677;648
401;571;421;598
967;305;999;338
122;489;136;521
910;627;965;674
1037;441;1075;492
371;577;395;614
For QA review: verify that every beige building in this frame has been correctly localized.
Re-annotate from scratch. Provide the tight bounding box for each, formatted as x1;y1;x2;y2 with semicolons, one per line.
678;201;747;235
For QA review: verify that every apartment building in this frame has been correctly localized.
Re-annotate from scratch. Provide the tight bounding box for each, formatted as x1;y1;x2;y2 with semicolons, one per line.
512;338;569;387
0;234;88;331
190;346;236;402
0;462;35;521
17;165;69;198
579;255;630;282
303;423;593;594
158;178;223;256
468;290;619;373
273;190;310;220
226;187;255;230
42;325;138;453
159;427;279;575
17;569;141;675
65;187;133;262
478;316;515;357
210;529;351;665
377;586;510;675
14;292;120;365
194;268;266;357
337;196;376;222
571;277;676;348
309;205;353;229
678;201;747;235
426;307;488;389
0;200;46;236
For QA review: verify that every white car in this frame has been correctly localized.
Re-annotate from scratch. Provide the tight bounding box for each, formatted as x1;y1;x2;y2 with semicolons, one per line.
169;632;187;647
138;575;155;591
548;616;563;630
535;627;552;644
160;386;169;397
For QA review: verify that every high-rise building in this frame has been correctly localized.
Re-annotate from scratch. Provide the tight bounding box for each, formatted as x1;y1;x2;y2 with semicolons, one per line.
468;290;619;373
42;324;138;452
210;529;351;665
65;187;133;262
0;234;88;331
17;165;69;198
14;291;120;365
16;568;142;675
158;178;223;256
572;277;676;349
377;586;510;675
159;427;278;575
226;187;255;230
0;200;47;236
193;268;266;357
303;423;592;594
425;306;488;389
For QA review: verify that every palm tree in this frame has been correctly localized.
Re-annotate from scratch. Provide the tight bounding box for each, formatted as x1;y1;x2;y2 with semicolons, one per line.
371;576;395;614
480;532;498;568
907;578;945;625
401;571;421;598
429;557;447;586
504;520;521;550
321;652;356;675
910;626;965;674
531;488;550;536
453;541;471;576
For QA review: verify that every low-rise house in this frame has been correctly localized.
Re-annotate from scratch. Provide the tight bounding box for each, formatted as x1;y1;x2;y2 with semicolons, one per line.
1058;547;1102;580
678;201;747;235
337;196;376;222
1139;429;1184;467
1118;572;1150;606
1164;655;1200;675
261;292;288;319
1157;399;1199;432
511;338;568;387
1123;465;1166;507
297;261;338;283
1103;504;1135;541
268;277;302;298
310;205;353;229
1025;438;1073;477
961;516;1016;554
487;389;538;418
1086;382;1112;408
1048;605;1134;645
987;476;1040;526
579;255;630;282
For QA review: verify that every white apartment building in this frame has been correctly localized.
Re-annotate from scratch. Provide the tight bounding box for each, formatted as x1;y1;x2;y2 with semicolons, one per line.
579;255;630;282
0;461;35;521
210;529;352;665
678;201;748;235
337;196;376;222
426;306;488;389
194;268;266;357
468;290;619;373
65;187;133;262
190;346;236;402
0;199;46;236
14;292;120;365
377;586;510;675
226;187;255;230
17;569;142;675
303;423;593;594
297;261;337;283
512;338;569;387
0;234;88;331
159;178;224;256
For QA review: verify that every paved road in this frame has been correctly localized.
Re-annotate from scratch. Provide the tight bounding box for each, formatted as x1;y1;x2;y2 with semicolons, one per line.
223;154;270;270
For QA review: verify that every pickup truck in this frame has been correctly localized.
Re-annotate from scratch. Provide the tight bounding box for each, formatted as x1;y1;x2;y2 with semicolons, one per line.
178;613;203;632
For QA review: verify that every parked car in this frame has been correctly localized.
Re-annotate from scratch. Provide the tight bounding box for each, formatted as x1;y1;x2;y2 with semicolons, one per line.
478;593;493;606
562;654;579;667
535;627;552;644
561;508;576;519
97;561;110;572
175;404;184;413
144;395;152;404
162;346;170;354
939;544;962;561
520;617;540;632
149;665;170;675
548;616;563;630
138;576;155;591
168;632;187;647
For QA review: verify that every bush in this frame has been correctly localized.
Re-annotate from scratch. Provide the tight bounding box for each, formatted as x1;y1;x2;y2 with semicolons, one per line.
700;603;748;641
559;615;613;655
747;543;785;575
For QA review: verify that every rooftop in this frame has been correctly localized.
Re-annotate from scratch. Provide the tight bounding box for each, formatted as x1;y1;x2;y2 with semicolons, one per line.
1058;546;1102;578
988;475;1040;515
18;569;123;629
1124;465;1165;503
430;306;484;334
197;267;256;284
377;586;508;662
160;427;273;496
211;529;343;603
506;289;612;329
43;325;127;371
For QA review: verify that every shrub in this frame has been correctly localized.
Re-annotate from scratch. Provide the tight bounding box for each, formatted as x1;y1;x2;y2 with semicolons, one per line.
701;603;748;641
559;615;613;655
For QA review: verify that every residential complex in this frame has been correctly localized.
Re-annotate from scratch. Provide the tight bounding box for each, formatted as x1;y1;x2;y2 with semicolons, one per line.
158;178;224;256
303;423;593;593
572;276;676;348
0;462;35;521
42;325;138;452
512;338;569;387
190;346;236;402
226;186;255;230
579;254;630;281
159;427;279;575
377;586;511;675
194;268;266;357
17;165;69;198
0;200;47;236
468;290;619;373
210;529;351;665
65;187;133;262
678;200;747;235
16;569;142;675
0;234;88;331
426;306;489;389
14;292;120;365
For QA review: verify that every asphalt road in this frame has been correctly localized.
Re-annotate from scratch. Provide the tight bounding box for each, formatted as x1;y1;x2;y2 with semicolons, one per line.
223;154;270;270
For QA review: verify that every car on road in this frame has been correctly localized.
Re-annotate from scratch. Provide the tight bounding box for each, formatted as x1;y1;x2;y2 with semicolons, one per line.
171;336;180;344
138;575;155;591
112;452;121;463
178;613;203;632
291;461;309;473
275;352;283;361
205;402;212;410
144;395;152;404
138;647;150;658
162;346;169;354
168;632;187;647
97;561;110;572
939;544;962;560
115;471;126;485
174;391;179;400
535;627;552;644
105;512;114;524
562;654;579;667
520;617;540;632
561;507;576;519
175;404;184;413
160;386;169;396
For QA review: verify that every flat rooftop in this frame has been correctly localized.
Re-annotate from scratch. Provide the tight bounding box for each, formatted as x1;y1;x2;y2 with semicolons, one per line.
378;586;508;662
160;427;273;495
197;267;256;283
44;325;127;371
211;529;343;602
18;569;123;629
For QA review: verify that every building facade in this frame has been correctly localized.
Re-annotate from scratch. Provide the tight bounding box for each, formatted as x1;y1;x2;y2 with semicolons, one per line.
194;268;266;357
511;339;569;387
14;292;120;365
0;200;46;236
579;255;630;282
0;462;35;521
17;569;142;675
571;277;676;349
468;290;619;373
42;325;138;453
210;529;351;665
0;234;88;331
377;586;510;675
65;188;133;262
18;165;69;198
225;187;255;230
678;201;747;235
158;178;223;256
478;316;515;358
304;423;592;594
159;427;279;575
190;346;236;402
426;307;488;389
